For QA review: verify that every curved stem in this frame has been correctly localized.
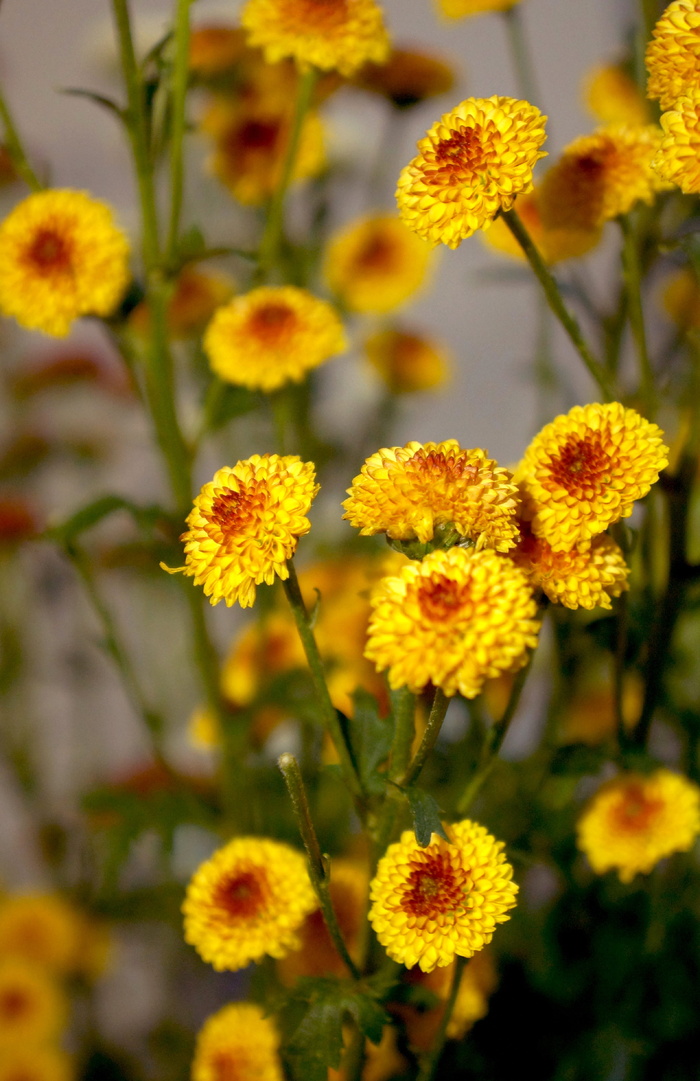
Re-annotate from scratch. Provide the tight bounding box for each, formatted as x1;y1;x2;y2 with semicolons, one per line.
416;956;467;1081
620;213;656;419
397;687;449;789
388;686;416;782
502;208;615;401
0;87;42;191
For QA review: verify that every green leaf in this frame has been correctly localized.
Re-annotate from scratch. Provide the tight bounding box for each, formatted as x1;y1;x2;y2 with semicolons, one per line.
404;787;449;847
43;495;165;546
61;87;124;121
347;688;393;796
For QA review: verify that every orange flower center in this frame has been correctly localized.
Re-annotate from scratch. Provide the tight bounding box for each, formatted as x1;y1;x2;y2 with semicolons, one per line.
417;574;472;621
211;1050;246;1081
410;450;480;485
430;124;489;185
0;988;32;1021
548;434;610;494
248;302;296;342
355;232;397;273
25;227;72;273
209;484;266;542
611;783;663;834
213;868;266;918
227;118;281;158
281;0;349;32
401;850;469;919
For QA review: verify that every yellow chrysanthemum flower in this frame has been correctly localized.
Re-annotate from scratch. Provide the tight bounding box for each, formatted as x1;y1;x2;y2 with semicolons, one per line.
204;286;346;392
511;525;630;610
537;126;671;234
0;1046;74;1081
652;93;700;192
364;327;450;393
0;893;84;975
365;546;539;698
646;0;700;111
192;1002;284;1081
182;836;316;971
0;189;130;338
343;440;519;552
400;949;497;1049
0;960;67;1046
516;403;668;552
278;860;368;983
396;96;547;249
323;214;433;314
206;99;326;206
435;0;521;16
481;188;602;265
240;0;390;77
129;266;234;340
354;47;455;109
189;24;248;76
577;770;700;883
369;820;518;972
169;455;319;608
584;64;650;128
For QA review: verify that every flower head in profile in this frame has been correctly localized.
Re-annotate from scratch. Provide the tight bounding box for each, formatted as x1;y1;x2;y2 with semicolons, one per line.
511;522;630;610
583;63;650;128
204;286;346;392
369;820;518;972
516;402;668;551
0;893;83;975
0;960;67;1046
167;455;319;608
353;46;455;109
240;0;390;77
396;96;547;249
192;1002;284;1081
365;546;539;698
435;0;521;16
364;327;450;394
182;836;316;970
652;93;700;192
577;769;700;883
0;189;130;337
537;126;671;233
323;214;433;314
344;440;519;553
646;0;700;111
0;1045;73;1081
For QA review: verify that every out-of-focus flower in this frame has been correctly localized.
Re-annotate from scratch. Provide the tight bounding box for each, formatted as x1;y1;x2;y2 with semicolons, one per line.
369;821;518;972
328;1027;407;1081
278;860;368;982
646;0;700;111
398;949;497;1049
204;286;346;392
353;46;455;108
435;0;521;16
166;455;319;608
661;266;700;329
191;1002;284;1081
515;403;668;552
324;214;433;314
206;99;326;205
0;960;67;1046
182;836;316;970
559;673;642;745
537;126;671;234
396;96;547;248
344;440;519;552
0;894;84;976
583;63;650;127
0;497;40;545
577;769;700;883
365;546;539;698
220;610;307;707
652;93;700;192
0;1045;74;1081
364;327;450;393
481;188;602;264
0;190;130;337
10;347;131;400
240;0;390;77
511;523;630;610
129;266;234;340
189;24;249;76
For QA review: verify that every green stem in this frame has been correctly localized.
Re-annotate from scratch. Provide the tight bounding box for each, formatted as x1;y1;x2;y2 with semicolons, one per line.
282;561;362;799
278;753;361;980
165;0;193;264
612;589;632;754
502;5;540;107
620;214;656;418
257;68;317;282
0;86;42;191
397;687;449;789
416;956;467;1081
502;208;615;401
388;686;416;781
456;651;536;815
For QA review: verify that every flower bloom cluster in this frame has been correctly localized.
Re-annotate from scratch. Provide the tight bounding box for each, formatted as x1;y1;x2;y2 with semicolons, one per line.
204;286;346;392
369;820;518;971
240;0;390;77
191;1002;284;1081
577;769;700;882
0;189;130;337
364;546;540;698
169;455;319;608
182;837;316;970
647;1;700;191
396;96;547;248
